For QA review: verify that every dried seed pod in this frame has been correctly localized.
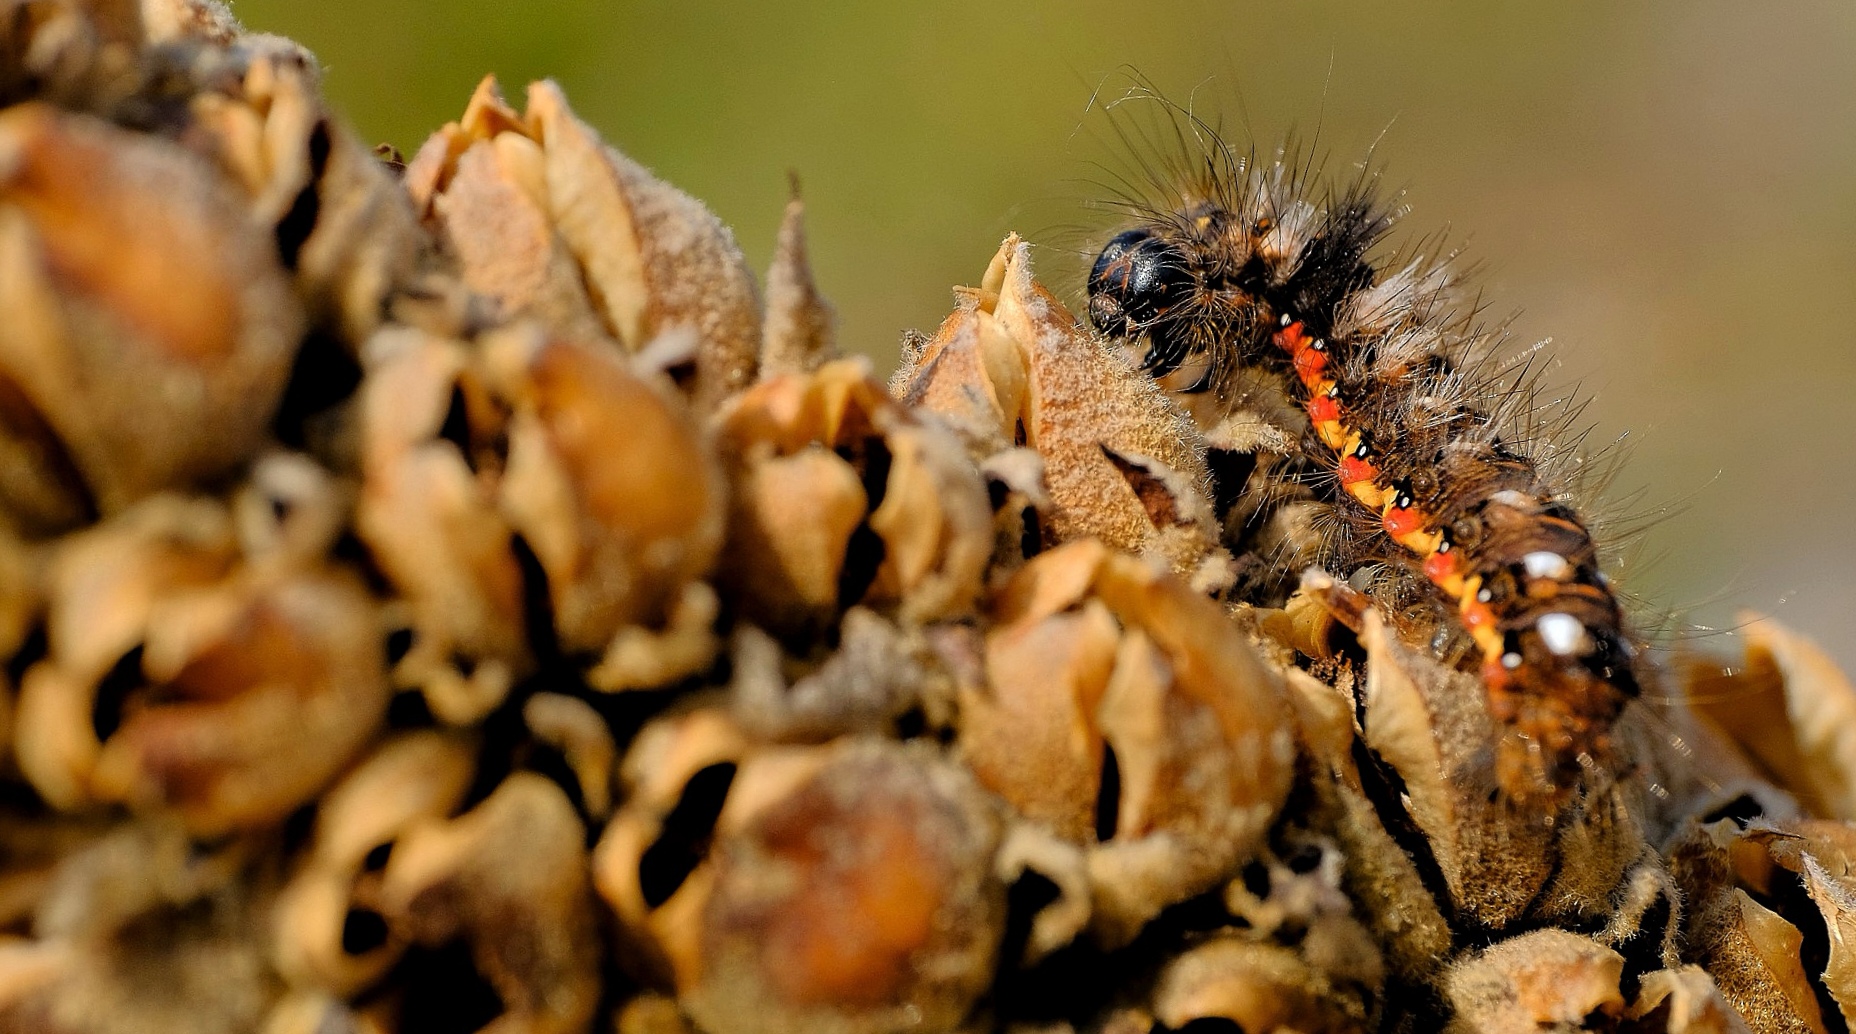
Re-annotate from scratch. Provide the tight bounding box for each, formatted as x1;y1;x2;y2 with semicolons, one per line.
1670;817;1856;1032
13;496;238;812
593;706;750;986
179;35;420;345
271;732;475;996
0;0;143;111
716;358;991;640
523;692;616;820
231;451;349;573
407;77;761;408
728;607;934;743
0;103;304;532
959;591;1119;843
379;773;600;1034
0;822;275;1034
1685;615;1856;822
140;0;242;45
1354;610;1604;931
759;190;837;378
401;77;608;343
684;739;1004;1034
992;823;1093;966
13;493;388;835
355;325;528;723
1150;935;1365;1034
1277;662;1456;991
1442;930;1626;1033
89;563;387;836
1666;819;1834;1034
481;325;727;672
1630;967;1758;1034
595;721;1005;1034
894;237;1233;594
965;539;1295;945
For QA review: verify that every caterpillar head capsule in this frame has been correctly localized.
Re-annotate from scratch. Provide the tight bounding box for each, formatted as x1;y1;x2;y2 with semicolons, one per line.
1085;226;1206;377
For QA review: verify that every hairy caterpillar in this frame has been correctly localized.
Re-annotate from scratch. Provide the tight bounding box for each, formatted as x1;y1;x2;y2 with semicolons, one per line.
1083;133;1642;806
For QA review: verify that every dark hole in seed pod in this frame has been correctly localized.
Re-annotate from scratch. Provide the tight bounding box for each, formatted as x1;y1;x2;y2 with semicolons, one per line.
1240;860;1271;900
1610;891;1672;1002
1350;738;1457;933
92;645;145;742
275;120;331;269
833;437;892;610
1326;621;1364;666
1205;448;1258;522
394;938;504;1034
437;384;476;473
386;690;436;730
639;762;737;908
332;529;394;596
1167;1013;1244;1033
341;908;390;955
994;888;1232;1024
986;477;1009;512
1284;841;1324;874
1101;445;1189;529
837;525;887;612
893;706;928;740
1020;506;1043;560
272;330;363;451
459;686;536;812
995;870;1063;971
384;627;415;668
509;534;559;666
281;802;318;856
1014;418;1027;448
363;842;393;873
449;652;477;678
1764;869;1849;1034
1094;742;1122;843
571;680;689;765
1700;793;1766;825
4;623;47;690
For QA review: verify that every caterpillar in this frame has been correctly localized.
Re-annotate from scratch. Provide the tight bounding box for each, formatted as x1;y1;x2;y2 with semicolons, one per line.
1083;138;1642;806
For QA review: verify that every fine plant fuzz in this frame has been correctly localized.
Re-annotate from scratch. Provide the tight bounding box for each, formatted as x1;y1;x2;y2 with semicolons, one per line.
1086;125;1639;806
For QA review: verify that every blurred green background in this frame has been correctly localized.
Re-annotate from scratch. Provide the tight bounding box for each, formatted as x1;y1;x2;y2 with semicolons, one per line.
233;0;1856;672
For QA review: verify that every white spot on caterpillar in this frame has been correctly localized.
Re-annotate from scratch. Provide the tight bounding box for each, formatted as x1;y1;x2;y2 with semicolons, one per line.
1536;613;1592;657
1522;551;1572;581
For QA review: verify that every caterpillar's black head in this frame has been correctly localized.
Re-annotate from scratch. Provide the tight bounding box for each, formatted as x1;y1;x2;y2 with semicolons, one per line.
1086;227;1202;376
1087;228;1186;336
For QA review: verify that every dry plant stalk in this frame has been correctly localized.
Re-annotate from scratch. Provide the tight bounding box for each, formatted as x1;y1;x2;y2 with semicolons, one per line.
0;3;1849;1034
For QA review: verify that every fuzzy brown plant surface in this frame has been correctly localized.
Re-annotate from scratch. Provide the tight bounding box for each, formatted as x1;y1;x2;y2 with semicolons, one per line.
0;4;1852;1034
